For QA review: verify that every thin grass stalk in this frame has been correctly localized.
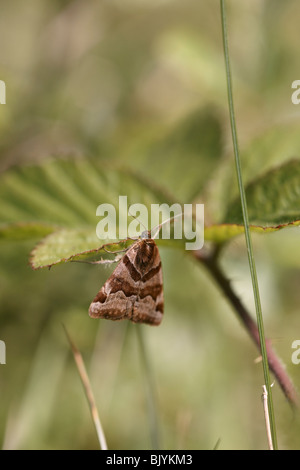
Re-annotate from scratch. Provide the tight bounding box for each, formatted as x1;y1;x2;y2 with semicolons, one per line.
63;325;108;450
262;385;274;450
220;0;277;449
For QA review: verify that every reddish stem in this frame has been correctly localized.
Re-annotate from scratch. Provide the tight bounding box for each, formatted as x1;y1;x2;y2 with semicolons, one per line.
194;250;299;407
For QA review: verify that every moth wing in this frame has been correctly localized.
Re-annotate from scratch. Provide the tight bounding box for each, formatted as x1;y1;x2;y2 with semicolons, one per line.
88;253;137;321
89;240;164;325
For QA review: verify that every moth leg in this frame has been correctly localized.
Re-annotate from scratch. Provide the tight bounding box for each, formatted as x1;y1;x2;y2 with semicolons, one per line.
72;255;122;265
103;246;130;254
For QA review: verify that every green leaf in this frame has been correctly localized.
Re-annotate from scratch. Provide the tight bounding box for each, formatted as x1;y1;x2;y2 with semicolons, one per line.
0;158;185;268
0;158;173;230
225;159;300;225
3;157;300;263
204;220;300;244
29;228;134;270
241;123;300;184
121;108;224;202
30;227;186;270
203;158;300;244
0;222;55;241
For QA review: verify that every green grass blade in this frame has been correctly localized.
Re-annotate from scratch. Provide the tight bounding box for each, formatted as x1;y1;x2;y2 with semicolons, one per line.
220;0;277;449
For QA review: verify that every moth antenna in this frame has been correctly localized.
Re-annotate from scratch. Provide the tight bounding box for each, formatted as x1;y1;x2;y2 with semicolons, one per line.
128;208;148;232
152;212;183;240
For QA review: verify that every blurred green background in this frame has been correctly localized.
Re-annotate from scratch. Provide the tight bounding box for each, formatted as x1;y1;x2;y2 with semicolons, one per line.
1;0;300;449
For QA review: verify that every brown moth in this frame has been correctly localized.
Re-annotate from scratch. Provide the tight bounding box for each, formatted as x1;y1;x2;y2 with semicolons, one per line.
89;230;163;326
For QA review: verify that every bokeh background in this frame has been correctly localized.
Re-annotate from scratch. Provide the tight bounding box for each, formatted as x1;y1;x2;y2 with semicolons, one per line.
1;0;300;449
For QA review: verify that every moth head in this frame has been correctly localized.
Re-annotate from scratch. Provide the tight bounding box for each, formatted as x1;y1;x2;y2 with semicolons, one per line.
140;230;152;240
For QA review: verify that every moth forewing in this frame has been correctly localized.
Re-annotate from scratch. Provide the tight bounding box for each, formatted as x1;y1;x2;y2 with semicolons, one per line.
89;236;164;326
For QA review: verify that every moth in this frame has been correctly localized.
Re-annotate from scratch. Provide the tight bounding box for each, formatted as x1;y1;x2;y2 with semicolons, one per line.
89;230;164;326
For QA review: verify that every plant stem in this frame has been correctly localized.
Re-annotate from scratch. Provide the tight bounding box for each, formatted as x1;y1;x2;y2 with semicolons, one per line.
220;0;278;448
196;251;299;408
